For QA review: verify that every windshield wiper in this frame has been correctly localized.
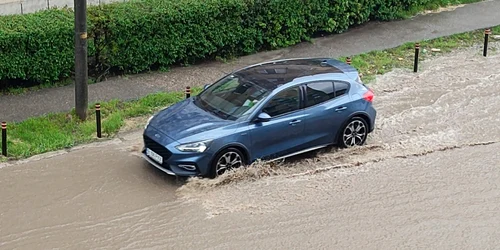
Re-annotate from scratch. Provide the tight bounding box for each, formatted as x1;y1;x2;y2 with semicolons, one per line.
199;99;228;119
211;108;230;120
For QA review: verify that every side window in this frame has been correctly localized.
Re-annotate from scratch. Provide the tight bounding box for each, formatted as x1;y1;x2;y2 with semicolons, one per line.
334;81;349;97
262;87;301;117
305;81;335;107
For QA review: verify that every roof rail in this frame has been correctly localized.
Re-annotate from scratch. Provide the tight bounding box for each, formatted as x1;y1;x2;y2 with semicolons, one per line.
231;57;336;74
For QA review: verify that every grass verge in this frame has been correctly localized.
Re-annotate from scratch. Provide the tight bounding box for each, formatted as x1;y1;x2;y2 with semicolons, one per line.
0;87;201;161
0;25;499;161
340;26;500;83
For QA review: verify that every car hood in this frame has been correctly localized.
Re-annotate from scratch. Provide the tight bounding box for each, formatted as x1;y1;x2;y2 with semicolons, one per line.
149;98;234;141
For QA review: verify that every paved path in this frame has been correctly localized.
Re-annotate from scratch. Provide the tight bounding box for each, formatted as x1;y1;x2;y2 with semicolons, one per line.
1;0;500;122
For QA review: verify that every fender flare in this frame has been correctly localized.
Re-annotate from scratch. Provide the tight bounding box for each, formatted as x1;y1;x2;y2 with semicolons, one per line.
209;142;252;167
334;111;372;144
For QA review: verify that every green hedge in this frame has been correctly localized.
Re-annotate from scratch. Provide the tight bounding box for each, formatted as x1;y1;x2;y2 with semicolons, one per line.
0;0;479;87
0;9;76;84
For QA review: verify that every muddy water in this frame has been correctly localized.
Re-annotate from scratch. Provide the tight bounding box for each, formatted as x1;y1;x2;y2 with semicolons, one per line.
1;45;500;249
0;140;192;249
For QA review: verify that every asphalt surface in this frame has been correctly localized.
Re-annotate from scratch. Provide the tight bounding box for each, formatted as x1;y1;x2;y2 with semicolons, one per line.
1;0;500;122
1;45;499;249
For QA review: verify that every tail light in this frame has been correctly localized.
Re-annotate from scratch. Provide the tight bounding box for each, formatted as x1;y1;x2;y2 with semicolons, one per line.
363;89;374;103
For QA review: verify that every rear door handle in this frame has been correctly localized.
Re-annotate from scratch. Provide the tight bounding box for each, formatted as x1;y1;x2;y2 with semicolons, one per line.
335;107;347;112
289;119;302;125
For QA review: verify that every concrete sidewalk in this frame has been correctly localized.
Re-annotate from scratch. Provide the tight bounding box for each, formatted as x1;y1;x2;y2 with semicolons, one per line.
1;0;500;122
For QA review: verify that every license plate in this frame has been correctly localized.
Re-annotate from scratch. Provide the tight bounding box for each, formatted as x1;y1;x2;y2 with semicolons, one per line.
146;148;163;164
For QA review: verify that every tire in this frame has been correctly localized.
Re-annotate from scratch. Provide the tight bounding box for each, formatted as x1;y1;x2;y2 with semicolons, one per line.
209;147;246;178
339;117;369;148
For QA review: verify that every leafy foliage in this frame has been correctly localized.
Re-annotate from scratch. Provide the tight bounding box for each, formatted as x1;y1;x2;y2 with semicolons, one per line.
0;0;480;87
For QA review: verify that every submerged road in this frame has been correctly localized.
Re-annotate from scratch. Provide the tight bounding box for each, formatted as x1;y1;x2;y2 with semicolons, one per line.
0;42;499;249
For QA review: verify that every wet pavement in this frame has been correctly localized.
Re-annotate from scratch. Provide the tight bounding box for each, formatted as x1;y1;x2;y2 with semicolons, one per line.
0;140;183;249
0;43;499;249
1;0;500;122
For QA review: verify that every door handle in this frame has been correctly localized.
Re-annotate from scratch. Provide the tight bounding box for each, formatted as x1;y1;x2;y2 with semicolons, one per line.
289;120;302;125
335;107;347;112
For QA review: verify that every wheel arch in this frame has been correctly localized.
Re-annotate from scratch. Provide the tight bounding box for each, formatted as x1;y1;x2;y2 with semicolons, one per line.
335;111;372;144
210;142;251;167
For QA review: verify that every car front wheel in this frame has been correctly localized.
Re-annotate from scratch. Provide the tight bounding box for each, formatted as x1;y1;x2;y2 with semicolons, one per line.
209;147;245;178
339;117;368;148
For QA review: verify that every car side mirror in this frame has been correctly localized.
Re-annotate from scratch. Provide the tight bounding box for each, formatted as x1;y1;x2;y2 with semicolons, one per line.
255;112;271;122
203;84;210;90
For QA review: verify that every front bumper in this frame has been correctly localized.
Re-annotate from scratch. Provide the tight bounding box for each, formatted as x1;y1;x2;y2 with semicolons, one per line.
142;152;176;175
141;132;214;177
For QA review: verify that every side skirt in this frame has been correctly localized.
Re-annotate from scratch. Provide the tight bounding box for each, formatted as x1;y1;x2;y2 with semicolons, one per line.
265;144;332;163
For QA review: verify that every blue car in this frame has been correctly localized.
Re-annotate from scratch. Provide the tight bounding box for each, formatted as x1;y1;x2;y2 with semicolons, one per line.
142;58;376;178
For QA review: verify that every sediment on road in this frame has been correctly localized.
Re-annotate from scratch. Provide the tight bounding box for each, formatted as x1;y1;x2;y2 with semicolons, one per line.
177;43;500;205
1;41;500;250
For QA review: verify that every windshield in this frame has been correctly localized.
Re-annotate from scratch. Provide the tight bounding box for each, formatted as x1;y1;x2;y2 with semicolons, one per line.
194;74;270;120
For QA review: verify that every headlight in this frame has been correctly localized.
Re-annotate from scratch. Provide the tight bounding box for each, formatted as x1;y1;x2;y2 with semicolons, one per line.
175;140;212;153
145;115;154;129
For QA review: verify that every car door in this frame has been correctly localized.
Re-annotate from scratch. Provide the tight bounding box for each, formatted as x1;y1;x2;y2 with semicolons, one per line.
247;86;307;161
301;80;351;148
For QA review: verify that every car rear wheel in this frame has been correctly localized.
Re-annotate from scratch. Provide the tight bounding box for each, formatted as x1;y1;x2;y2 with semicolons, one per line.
339;117;368;148
209;147;245;178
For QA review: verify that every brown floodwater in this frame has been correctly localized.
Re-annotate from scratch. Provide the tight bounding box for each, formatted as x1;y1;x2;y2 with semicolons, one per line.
1;45;499;249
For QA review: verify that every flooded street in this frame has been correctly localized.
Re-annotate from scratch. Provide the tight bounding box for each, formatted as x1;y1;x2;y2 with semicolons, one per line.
0;140;188;249
1;45;500;249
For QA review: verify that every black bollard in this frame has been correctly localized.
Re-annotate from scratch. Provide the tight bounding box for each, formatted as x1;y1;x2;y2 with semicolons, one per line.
95;103;102;138
185;86;191;99
346;57;352;65
484;28;491;57
1;122;7;157
414;43;420;73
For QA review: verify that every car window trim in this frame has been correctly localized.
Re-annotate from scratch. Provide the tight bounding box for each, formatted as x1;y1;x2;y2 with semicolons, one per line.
333;80;351;98
254;85;305;120
302;80;335;108
302;79;351;110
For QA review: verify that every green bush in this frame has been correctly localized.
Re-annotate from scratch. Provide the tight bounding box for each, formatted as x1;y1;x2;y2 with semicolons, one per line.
0;9;74;84
0;0;480;87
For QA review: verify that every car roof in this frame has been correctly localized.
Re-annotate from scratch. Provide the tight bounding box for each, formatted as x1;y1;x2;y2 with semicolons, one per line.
233;57;356;91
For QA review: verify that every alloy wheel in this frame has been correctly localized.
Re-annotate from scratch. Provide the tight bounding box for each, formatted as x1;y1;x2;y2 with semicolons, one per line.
215;151;243;176
342;119;367;147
